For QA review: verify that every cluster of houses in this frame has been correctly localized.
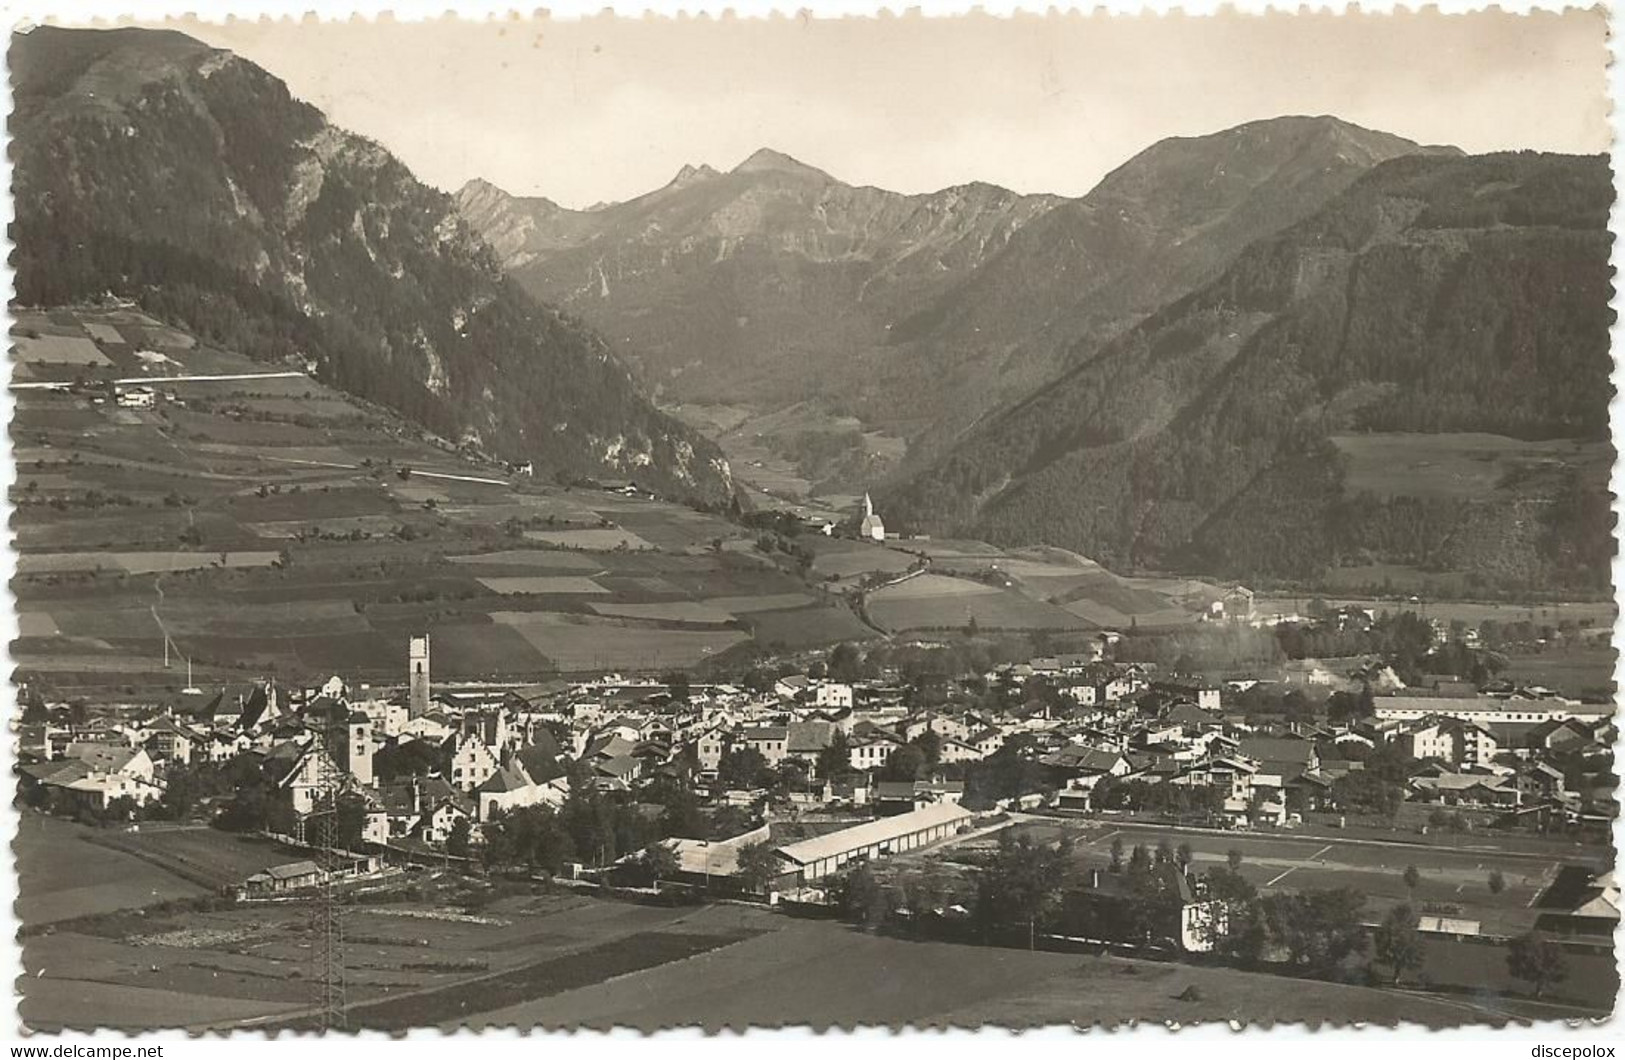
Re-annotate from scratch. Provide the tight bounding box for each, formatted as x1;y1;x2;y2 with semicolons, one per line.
17;625;1615;885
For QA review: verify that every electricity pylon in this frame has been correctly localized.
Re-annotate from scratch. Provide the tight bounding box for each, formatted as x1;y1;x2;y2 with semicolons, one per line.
306;722;348;1032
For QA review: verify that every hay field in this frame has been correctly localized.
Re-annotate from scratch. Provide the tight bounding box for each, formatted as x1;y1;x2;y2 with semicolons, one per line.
477;576;608;595
492;612;748;670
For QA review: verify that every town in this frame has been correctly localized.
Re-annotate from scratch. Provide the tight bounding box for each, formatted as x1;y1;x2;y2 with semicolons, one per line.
16;587;1617;1025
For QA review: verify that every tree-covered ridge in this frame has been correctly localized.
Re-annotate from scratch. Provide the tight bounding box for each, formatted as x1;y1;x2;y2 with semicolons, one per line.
884;152;1614;590
9;26;733;502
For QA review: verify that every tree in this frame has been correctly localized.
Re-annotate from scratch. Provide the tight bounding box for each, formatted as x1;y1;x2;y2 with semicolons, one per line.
1110;835;1125;873
446;817;472;859
816;730;852;781
1175;842;1193;870
1128;843;1151;874
1263;888;1368;978
734;840;781;894
1227;848;1244;872
1402;864;1421;894
881;744;928;782
663;670;691;704
1507;932;1569;1000
717;747;770;790
978;830;1068;935
1488;870;1506;896
1372;904;1425;985
827;642;864;683
638;842;681;884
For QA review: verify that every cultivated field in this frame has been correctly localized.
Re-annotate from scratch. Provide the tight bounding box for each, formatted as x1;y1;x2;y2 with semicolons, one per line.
492;612;749;670
10;307;883;695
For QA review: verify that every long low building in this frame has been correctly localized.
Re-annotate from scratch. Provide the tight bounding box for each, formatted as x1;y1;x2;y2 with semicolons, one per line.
1373;694;1612;726
775;802;975;882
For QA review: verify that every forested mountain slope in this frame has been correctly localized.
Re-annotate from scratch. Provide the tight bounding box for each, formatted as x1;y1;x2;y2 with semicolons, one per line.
10;26;733;501
883;152;1615;591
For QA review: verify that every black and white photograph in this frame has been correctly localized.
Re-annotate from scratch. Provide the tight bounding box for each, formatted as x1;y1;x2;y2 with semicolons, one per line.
4;5;1619;1036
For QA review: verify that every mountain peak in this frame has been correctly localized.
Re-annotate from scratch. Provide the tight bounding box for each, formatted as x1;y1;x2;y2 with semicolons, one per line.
669;162;721;189
731;148;833;182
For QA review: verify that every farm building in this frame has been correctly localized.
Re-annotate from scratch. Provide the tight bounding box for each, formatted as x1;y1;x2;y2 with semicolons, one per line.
775;802;974;883
243;860;324;894
1533;866;1620;939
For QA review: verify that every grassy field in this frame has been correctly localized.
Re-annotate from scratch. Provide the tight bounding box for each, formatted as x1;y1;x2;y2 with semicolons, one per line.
868;574;1091;633
1331;433;1609;502
1500;647;1617;698
14;814;206;926
468;907;1519;1029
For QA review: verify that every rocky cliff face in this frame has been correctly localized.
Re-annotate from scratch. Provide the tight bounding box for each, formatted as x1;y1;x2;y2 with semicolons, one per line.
11;25;733;501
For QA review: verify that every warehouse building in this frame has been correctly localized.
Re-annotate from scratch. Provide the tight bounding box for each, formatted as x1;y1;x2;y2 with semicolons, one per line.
775;802;975;883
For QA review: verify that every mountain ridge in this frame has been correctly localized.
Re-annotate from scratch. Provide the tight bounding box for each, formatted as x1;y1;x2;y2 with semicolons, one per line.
10;25;735;503
881;149;1614;591
456;115;1457;460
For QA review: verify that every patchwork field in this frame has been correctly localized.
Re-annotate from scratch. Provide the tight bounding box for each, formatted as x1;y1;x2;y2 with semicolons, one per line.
492;612;750;670
10;307;886;696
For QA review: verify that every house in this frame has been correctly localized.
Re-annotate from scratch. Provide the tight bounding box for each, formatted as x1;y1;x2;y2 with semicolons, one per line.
65;743;156;783
813;683;854;710
450;733;500;792
1155;681;1222;713
1040;745;1131;782
1238;737;1319;779
848;731;903;772
874;779;966;816
1059;866;1224;953
1516;762;1569;803
242;860;323;894
1524;717;1599;754
740;725;790;766
1408;771;1520;808
695;727;730;772
1533;867;1620;939
419;798;472;845
141;716;197;766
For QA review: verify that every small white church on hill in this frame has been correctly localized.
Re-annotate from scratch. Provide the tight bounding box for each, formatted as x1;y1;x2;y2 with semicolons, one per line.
859;493;886;542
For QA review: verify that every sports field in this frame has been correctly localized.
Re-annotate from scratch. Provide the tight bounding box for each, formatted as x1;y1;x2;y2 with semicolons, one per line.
1001;818;1600;938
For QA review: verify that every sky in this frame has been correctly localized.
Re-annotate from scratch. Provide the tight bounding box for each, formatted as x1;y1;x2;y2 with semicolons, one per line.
163;10;1610;209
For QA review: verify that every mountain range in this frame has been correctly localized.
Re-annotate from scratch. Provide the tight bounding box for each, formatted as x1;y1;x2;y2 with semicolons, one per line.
456;117;1459;459
10;26;733;502
460;118;1613;592
14;25;1612;593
